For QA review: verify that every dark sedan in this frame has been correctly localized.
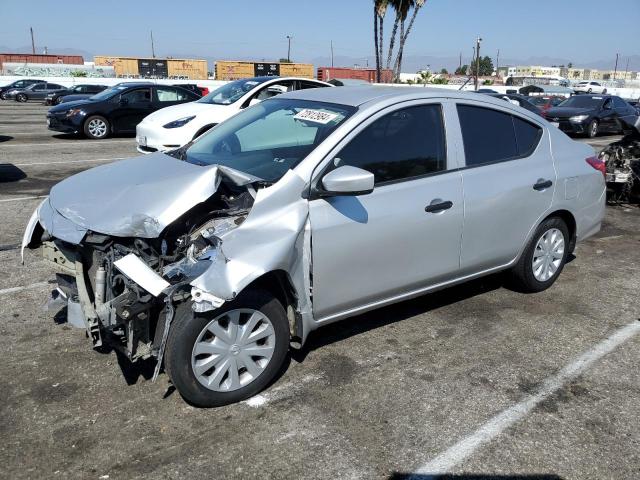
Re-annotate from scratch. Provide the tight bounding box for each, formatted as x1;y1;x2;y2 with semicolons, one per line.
44;84;107;105
0;79;43;100
46;83;200;139
483;93;544;117
6;82;66;102
545;95;638;138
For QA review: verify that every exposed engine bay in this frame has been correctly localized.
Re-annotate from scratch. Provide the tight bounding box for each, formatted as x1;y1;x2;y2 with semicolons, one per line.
42;181;256;366
600;116;640;203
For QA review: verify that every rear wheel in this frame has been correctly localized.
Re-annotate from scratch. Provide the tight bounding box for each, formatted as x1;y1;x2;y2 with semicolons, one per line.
508;217;569;293
602;88;607;94
83;115;110;139
165;289;290;407
16;93;27;102
0;91;7;100
587;119;599;138
587;88;592;93
55;96;64;105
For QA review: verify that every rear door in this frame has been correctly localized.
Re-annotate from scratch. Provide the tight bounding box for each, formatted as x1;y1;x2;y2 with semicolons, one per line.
309;101;464;320
111;87;153;132
455;101;555;274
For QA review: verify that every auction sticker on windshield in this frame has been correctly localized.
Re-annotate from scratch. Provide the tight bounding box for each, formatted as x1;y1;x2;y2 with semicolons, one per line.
294;109;339;124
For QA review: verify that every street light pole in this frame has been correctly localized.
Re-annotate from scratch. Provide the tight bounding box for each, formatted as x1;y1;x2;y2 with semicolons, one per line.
613;52;619;80
286;35;292;62
474;36;482;91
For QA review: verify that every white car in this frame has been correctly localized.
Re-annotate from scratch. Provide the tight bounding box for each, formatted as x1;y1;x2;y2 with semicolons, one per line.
136;76;332;154
573;81;607;94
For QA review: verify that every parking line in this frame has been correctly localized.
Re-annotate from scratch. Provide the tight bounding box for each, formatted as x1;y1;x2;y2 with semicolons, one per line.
0;140;133;147
14;157;127;167
410;320;640;478
0;281;49;296
0;196;46;203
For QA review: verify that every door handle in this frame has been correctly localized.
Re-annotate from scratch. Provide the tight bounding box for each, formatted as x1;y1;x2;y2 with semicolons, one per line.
533;179;553;191
425;199;453;213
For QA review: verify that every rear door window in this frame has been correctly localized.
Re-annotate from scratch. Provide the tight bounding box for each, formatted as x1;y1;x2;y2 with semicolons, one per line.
457;104;541;166
122;88;151;104
155;87;190;102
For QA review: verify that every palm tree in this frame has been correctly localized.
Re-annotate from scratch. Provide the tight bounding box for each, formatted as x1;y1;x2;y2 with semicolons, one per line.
374;0;388;82
392;0;426;80
385;0;407;71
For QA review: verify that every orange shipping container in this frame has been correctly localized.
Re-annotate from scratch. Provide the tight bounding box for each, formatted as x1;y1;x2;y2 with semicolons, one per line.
167;59;207;80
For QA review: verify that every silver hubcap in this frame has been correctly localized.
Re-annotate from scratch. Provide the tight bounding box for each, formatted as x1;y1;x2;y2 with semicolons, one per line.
88;118;107;137
191;309;276;392
532;228;565;282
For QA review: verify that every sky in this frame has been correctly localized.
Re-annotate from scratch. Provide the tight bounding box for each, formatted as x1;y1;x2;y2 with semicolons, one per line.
0;0;638;70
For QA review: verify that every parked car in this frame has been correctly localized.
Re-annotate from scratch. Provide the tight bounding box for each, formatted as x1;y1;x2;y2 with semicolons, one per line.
23;87;606;407
45;84;108;105
527;95;566;113
545;95;638;138
46;83;200;139
573;81;607;94
5;82;66;102
482;93;544;116
0;79;43;100
476;88;498;93
135;76;332;154
171;83;205;97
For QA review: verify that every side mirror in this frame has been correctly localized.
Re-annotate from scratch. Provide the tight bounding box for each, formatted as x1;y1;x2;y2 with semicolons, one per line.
248;98;262;107
320;166;374;196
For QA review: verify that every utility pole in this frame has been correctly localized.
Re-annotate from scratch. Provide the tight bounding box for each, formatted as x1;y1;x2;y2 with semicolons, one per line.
286;35;292;62
30;27;35;54
150;30;156;58
330;40;334;67
496;49;500;73
474;36;482;91
459;52;462;72
624;57;629;80
613;52;619;80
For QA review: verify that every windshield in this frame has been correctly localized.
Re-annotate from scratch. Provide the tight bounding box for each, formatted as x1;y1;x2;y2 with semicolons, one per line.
558;96;604;108
196;78;271;105
89;85;130;101
183;98;355;182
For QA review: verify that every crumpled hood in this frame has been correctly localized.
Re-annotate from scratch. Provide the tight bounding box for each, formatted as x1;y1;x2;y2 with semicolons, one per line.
48;152;259;238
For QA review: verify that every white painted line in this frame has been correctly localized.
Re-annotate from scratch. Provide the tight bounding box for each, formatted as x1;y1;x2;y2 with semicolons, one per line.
0;281;49;296
0;195;46;203
410;320;640;478
14;157;127;167
0;140;133;147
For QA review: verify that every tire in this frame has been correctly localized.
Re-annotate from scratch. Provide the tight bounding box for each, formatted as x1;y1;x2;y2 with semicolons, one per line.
0;91;7;100
55;97;64;105
16;93;27;103
165;289;290;408
587;88;592;93
587;119;599;138
602;88;607;94
508;217;569;293
83;115;110;139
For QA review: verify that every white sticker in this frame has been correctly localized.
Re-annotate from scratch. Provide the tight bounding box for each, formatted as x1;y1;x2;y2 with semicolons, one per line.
294;109;339;124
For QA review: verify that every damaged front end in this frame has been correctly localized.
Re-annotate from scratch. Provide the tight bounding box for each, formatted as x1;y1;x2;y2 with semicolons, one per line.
600;115;640;203
22;153;314;378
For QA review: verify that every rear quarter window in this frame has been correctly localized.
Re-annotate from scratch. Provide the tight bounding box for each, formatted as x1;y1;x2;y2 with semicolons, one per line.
457;104;542;167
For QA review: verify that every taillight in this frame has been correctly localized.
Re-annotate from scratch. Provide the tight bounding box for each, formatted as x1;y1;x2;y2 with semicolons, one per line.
586;156;606;178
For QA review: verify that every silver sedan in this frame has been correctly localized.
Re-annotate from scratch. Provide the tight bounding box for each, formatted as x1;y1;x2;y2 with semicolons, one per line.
23;86;606;407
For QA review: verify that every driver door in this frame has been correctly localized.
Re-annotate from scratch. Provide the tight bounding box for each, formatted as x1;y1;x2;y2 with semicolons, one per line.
308;102;464;321
112;87;153;132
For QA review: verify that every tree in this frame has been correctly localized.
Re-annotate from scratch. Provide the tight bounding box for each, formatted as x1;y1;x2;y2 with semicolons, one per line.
392;0;426;80
455;64;469;75
374;0;389;82
471;55;494;76
440;68;448;74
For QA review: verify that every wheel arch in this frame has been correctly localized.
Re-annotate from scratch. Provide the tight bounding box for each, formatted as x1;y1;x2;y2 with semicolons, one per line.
241;269;304;345
542;209;577;253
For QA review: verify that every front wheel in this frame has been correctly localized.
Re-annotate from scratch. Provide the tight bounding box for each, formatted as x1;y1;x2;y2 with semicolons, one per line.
587;119;599;138
0;91;7;100
508;217;569;293
165;289;290;407
602;88;607;94
55;96;64;105
16;93;27;102
587;88;592;93
83;115;110;139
